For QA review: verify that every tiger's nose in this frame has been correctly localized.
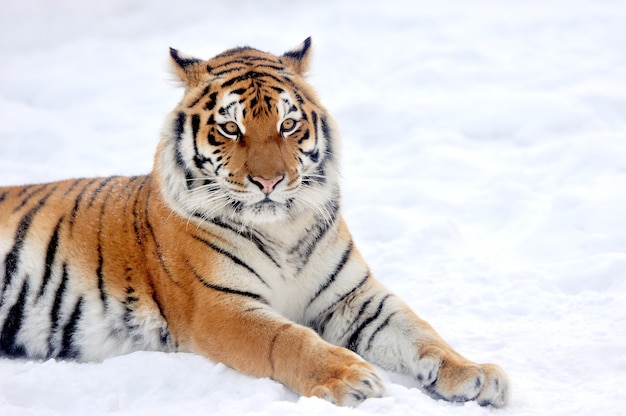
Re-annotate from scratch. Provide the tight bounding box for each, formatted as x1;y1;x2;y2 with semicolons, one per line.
249;174;284;194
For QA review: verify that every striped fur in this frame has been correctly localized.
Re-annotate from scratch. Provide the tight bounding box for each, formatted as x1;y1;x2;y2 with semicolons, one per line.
0;39;509;407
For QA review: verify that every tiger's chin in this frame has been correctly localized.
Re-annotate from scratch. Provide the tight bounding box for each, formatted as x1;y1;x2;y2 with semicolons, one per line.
237;199;293;224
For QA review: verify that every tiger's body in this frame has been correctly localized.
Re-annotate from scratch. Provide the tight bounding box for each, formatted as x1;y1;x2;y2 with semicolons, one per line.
0;39;509;407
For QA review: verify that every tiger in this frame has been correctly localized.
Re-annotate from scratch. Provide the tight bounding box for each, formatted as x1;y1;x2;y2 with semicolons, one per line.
0;38;509;407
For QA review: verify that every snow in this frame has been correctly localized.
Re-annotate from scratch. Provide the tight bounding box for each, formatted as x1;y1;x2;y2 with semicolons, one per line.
1;0;625;415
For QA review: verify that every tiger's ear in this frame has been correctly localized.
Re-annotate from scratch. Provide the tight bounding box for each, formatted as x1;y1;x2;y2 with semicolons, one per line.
280;37;312;75
169;48;207;87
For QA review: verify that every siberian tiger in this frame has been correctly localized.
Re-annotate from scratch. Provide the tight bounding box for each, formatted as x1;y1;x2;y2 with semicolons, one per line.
0;38;509;407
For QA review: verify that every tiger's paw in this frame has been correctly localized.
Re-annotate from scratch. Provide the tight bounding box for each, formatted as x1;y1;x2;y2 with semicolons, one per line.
310;356;385;407
475;363;510;408
417;347;510;408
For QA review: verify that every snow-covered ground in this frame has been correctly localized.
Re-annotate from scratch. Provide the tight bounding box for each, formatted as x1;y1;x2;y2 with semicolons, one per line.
1;0;625;415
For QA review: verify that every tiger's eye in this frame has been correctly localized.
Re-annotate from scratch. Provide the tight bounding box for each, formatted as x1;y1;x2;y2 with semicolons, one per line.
224;122;239;135
281;119;296;134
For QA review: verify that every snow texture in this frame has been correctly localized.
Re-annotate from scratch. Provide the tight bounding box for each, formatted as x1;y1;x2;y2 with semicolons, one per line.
1;0;625;415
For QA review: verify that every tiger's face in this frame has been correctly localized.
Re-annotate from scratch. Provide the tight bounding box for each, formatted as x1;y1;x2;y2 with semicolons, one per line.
156;38;339;225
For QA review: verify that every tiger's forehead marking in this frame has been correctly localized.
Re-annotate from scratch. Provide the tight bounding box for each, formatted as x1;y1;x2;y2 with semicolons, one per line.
208;47;287;75
185;47;312;121
216;70;296;119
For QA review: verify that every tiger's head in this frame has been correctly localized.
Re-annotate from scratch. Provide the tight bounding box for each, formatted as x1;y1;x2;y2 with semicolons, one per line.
156;38;340;225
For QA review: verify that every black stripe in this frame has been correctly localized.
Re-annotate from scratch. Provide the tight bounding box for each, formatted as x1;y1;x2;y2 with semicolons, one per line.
212;53;279;65
1;187;56;308
307;117;328;183
249;95;261;117
337;274;369;305
209;217;280;268
320;115;332;140
188;85;211;108
143;220;169;275
68;178;98;230
135;180;175;349
291;200;340;272
263;95;273;111
36;217;64;299
0;280;29;357
57;297;83;359
292;89;306;104
302;111;324;183
208;131;224;146
307;240;354;306
346;296;373;335
213;66;248;77
313;308;335;337
347;295;390;353
365;312;397;351
298;111;317;162
190;115;213;171
144;185;177;283
301;111;326;184
172;112;196;190
243;55;283;63
48;263;69;356
119;176;141;211
87;177;117;209
192;234;270;287
231;87;247;95
211;55;246;64
95;179;118;309
193;271;267;303
132;176;150;247
311;273;370;334
0;191;8;204
96;242;106;306
315;115;334;182
298;129;310;145
49;264;69;333
63;178;85;197
237;55;280;64
11;184;46;214
191;114;201;140
174;111;186;138
303;149;319;164
211;58;247;66
205;92;218;111
253;63;285;71
221;70;286;89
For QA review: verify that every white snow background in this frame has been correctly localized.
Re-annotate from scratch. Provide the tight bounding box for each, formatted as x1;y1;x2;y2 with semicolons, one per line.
1;0;625;415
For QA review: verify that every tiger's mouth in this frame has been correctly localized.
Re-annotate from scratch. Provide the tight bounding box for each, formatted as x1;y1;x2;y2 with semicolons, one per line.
239;198;294;223
258;197;277;204
216;175;301;222
249;195;294;210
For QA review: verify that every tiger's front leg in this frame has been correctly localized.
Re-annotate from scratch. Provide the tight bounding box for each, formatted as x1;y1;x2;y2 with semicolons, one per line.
311;277;510;407
184;293;385;406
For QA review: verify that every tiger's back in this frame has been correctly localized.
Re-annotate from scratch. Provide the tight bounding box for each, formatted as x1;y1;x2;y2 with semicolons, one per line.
0;176;176;360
